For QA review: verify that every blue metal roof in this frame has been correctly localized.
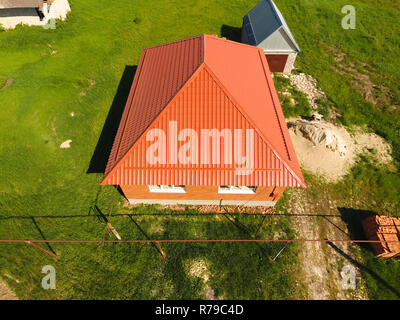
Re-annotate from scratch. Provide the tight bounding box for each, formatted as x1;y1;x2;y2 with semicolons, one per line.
243;0;300;52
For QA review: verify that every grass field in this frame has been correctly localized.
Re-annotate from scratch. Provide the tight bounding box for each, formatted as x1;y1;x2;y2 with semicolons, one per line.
275;0;400;299
0;0;399;299
0;0;305;300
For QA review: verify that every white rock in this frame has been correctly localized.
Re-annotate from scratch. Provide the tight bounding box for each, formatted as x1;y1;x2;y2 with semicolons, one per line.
60;139;72;148
288;120;347;156
312;112;323;121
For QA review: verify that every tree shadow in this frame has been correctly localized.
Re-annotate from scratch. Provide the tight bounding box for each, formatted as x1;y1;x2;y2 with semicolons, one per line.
220;24;242;42
87;65;137;173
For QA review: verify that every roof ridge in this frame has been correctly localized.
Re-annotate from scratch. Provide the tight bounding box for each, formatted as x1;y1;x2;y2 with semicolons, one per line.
266;0;283;28
256;48;290;161
143;34;204;51
202;62;305;187
205;33;263;51
268;0;300;52
256;49;305;185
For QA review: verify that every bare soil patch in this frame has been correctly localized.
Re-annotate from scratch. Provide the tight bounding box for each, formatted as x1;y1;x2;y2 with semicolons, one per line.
0;77;13;90
149;222;165;235
0;280;17;300
284;189;369;300
330;47;396;110
288;119;392;182
185;259;215;300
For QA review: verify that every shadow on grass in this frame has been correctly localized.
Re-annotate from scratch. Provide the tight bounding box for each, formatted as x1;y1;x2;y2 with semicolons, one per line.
321;215;350;237
336;207;400;299
30;217;57;256
0;212;344;220
220;24;242;42
87;65;137;174
327;241;400;299
127;215;166;258
337;207;376;251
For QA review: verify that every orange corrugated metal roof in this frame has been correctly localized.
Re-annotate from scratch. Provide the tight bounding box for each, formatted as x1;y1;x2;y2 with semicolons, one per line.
101;34;305;187
104;35;203;176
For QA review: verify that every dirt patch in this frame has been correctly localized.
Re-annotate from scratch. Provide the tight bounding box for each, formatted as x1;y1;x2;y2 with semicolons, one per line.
185;259;215;300
0;280;17;300
285;189;369;300
126;203;276;215
197;205;275;215
288;119;392;182
187;259;210;281
330;47;395;109
0;77;13;90
204;286;216;300
149;223;165;235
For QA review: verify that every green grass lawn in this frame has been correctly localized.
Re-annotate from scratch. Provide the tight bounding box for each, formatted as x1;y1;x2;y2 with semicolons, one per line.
0;0;399;299
0;0;305;299
1;204;303;299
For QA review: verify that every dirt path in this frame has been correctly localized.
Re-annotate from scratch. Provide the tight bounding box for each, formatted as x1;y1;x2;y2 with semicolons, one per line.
285;188;369;300
0;280;18;300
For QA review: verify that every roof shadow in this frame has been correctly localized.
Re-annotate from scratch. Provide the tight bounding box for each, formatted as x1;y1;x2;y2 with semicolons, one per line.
220;24;242;43
87;65;137;174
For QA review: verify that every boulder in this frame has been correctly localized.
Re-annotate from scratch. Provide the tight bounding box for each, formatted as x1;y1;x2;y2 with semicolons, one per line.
288;120;347;156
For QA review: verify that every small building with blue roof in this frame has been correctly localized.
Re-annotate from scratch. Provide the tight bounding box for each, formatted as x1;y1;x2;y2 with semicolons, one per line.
241;0;300;73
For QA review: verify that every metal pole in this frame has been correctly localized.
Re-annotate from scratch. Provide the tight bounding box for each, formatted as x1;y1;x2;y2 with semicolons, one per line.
26;241;58;258
272;241;289;261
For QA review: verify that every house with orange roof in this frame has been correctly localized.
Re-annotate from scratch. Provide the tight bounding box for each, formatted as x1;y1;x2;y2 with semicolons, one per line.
101;34;305;207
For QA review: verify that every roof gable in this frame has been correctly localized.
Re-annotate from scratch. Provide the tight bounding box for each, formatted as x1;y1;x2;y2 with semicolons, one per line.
101;34;305;187
243;0;300;52
258;28;299;52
